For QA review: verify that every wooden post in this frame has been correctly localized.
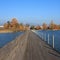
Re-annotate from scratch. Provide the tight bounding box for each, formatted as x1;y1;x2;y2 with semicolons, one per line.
45;34;46;41
42;33;43;39
48;34;49;44
53;35;54;48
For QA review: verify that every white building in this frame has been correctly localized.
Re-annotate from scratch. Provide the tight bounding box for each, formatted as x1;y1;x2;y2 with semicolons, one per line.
0;26;4;28
0;26;4;29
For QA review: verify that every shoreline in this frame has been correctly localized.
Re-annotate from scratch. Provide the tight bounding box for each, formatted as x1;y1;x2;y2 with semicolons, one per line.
0;30;13;33
0;30;24;33
0;29;60;33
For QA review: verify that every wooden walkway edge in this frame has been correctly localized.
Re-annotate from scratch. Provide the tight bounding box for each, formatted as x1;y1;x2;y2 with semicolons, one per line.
0;31;60;60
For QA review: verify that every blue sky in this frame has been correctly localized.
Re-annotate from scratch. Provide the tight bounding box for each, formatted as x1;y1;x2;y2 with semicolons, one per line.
0;0;60;25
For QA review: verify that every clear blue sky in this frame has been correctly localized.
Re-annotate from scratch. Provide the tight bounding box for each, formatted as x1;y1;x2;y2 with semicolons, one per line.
0;0;60;25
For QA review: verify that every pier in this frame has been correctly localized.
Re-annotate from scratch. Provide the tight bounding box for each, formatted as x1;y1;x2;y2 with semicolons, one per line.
0;31;60;60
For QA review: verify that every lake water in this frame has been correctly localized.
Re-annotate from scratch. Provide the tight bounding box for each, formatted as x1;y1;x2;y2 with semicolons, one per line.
35;30;60;52
0;32;23;48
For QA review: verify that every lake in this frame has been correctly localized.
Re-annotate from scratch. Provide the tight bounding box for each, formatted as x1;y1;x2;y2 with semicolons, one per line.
35;30;60;52
0;32;23;48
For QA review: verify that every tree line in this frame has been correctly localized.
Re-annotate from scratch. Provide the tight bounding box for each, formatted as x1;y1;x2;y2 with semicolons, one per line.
4;18;29;31
42;20;60;30
30;20;60;30
3;18;60;31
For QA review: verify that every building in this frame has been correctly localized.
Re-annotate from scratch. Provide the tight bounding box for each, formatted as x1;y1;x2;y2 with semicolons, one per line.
0;26;4;30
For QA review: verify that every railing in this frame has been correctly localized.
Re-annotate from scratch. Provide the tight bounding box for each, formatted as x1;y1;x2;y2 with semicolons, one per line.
32;30;55;48
39;32;55;48
32;30;60;52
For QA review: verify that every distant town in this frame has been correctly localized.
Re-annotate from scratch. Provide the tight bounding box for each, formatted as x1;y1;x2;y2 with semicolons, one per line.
0;18;60;33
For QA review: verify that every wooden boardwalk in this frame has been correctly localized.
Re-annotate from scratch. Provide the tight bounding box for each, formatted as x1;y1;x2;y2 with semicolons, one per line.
0;31;60;60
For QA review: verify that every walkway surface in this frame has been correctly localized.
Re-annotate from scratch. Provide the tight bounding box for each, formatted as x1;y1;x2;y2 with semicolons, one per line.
0;31;60;60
